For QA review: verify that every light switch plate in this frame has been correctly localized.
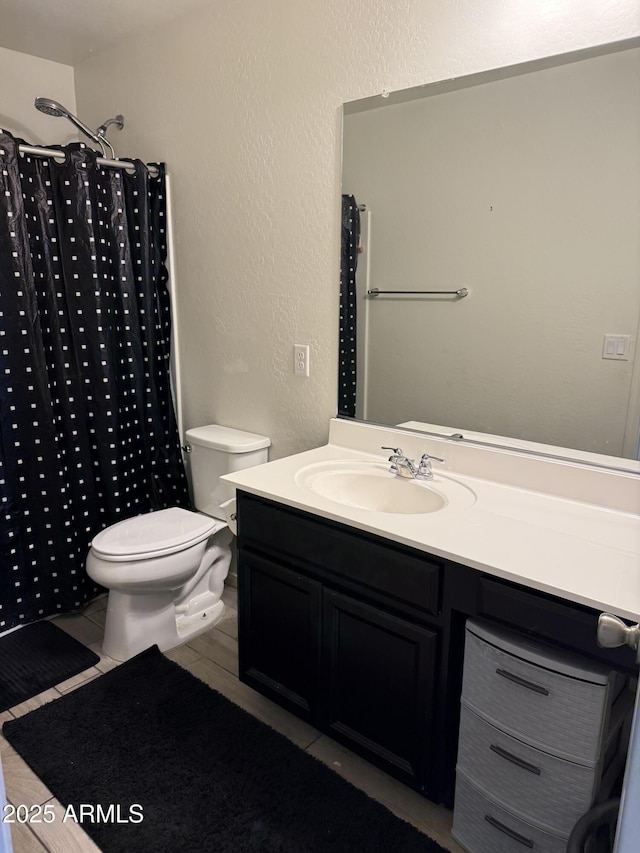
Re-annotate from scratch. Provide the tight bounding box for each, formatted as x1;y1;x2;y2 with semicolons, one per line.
602;334;631;361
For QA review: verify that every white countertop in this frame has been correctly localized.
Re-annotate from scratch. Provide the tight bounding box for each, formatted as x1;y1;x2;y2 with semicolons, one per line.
222;420;640;622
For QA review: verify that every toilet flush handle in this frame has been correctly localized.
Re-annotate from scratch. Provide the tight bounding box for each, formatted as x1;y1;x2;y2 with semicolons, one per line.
181;443;192;453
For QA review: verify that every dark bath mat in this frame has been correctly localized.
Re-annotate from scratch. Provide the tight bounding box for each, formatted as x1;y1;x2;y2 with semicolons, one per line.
3;645;448;853
0;620;99;712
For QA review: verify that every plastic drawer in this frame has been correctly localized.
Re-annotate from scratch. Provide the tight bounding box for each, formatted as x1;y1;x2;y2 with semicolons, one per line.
461;621;610;763
452;771;567;853
457;703;599;835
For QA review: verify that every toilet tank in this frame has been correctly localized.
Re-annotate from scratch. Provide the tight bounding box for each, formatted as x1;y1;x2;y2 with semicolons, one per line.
185;425;270;520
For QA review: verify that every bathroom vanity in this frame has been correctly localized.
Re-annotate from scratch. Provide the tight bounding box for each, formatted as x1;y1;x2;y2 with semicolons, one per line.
223;420;640;808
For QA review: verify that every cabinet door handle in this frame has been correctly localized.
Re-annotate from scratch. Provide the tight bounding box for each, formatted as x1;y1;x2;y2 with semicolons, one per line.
490;743;541;775
495;667;549;696
484;814;534;848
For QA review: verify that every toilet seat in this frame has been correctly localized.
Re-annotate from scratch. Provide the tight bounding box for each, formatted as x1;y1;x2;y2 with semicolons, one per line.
90;507;224;562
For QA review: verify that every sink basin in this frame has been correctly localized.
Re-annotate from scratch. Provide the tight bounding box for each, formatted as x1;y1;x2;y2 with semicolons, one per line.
294;460;476;514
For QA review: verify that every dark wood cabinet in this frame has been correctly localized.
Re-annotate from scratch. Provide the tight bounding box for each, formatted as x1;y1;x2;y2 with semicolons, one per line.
238;524;441;791
323;589;438;788
239;551;322;722
236;491;636;806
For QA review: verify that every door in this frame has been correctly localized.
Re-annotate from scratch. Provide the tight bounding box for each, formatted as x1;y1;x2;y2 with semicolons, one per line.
615;674;640;851
596;612;639;852
323;588;438;791
238;551;322;722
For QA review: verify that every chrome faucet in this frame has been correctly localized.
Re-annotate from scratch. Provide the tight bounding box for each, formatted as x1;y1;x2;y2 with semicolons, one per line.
381;447;444;480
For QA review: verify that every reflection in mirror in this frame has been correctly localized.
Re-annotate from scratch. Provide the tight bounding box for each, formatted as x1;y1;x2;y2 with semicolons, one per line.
340;40;640;468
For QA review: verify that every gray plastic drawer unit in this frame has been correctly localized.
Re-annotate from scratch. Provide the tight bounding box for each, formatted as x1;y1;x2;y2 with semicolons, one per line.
454;772;567;853
461;619;614;763
457;703;601;835
453;619;631;853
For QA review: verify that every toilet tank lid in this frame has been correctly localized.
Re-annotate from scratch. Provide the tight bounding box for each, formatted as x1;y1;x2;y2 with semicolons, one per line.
185;425;270;453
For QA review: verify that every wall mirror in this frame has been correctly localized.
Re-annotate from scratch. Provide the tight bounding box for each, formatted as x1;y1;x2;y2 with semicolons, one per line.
340;39;640;471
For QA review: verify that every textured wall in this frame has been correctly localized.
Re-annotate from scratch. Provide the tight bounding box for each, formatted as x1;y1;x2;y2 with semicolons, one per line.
0;48;76;145
73;0;640;459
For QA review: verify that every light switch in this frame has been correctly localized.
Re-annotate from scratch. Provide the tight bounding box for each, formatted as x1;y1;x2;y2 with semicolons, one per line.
602;334;631;361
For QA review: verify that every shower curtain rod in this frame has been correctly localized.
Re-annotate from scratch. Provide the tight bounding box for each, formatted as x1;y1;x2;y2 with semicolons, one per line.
17;143;160;178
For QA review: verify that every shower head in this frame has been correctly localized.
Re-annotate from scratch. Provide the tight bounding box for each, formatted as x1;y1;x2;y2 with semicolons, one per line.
34;97;67;117
34;96;109;157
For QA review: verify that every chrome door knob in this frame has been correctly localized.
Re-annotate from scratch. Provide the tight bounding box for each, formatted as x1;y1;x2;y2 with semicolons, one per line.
597;613;640;662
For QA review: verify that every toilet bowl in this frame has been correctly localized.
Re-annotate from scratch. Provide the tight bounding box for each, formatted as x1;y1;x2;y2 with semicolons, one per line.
86;424;270;661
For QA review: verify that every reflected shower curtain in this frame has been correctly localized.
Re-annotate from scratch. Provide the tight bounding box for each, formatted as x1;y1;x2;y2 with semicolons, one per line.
0;130;190;630
339;194;360;417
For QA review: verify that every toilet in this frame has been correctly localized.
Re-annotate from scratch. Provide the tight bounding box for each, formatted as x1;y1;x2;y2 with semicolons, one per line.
86;425;270;661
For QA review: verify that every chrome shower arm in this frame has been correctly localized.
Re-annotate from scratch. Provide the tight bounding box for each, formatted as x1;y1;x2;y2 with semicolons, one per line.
96;115;124;135
96;115;124;159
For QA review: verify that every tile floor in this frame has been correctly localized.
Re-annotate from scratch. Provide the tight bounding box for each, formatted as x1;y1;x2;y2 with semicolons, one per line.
0;585;464;852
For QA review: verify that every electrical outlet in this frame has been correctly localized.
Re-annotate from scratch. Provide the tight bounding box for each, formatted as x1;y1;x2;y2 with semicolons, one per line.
294;344;310;376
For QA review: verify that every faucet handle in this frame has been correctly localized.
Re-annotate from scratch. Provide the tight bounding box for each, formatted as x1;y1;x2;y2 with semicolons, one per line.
417;453;445;479
381;446;403;472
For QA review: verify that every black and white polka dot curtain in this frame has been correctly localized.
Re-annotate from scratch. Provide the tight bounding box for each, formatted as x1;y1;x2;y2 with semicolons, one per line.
0;130;190;630
339;194;360;418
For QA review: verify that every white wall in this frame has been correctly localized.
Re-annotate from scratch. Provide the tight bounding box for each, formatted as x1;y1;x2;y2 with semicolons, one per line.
0;47;76;145
73;0;640;459
343;47;640;456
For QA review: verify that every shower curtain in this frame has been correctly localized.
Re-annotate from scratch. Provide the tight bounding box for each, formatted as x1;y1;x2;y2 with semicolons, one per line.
0;130;190;631
339;194;360;418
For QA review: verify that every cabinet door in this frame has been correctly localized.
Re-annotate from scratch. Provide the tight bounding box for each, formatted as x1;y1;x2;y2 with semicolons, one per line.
323;589;438;790
239;550;322;722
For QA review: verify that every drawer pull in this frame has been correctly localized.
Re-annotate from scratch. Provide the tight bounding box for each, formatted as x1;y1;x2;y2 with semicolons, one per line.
484;814;534;848
489;743;542;775
496;667;550;696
